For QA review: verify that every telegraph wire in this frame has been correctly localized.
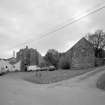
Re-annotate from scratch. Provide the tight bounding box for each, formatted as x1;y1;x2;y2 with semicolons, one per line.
12;1;105;49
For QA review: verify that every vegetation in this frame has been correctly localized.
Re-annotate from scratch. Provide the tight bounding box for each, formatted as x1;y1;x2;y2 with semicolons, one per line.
96;73;105;90
4;68;95;84
24;68;94;84
44;49;60;68
86;29;105;58
58;56;70;69
15;29;105;71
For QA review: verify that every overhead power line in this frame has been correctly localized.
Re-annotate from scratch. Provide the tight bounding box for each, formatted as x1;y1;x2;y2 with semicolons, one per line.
12;2;105;49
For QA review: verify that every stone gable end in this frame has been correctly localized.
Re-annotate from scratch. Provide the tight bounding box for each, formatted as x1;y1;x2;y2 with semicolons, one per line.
66;37;95;69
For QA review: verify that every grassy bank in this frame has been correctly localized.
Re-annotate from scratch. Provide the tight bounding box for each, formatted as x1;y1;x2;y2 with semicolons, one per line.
3;67;97;84
96;73;105;90
24;68;95;84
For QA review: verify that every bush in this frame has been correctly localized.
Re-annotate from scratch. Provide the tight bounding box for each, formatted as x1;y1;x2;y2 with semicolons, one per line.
96;73;105;90
58;56;70;69
44;49;60;68
38;62;47;68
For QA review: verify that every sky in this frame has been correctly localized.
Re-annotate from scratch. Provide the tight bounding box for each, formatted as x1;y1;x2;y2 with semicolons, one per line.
0;0;105;58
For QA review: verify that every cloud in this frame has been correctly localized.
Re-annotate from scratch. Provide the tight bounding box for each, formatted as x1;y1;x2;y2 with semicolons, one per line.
0;0;105;58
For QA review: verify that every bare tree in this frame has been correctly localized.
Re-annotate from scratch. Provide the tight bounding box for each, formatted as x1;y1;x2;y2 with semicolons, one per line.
86;29;105;58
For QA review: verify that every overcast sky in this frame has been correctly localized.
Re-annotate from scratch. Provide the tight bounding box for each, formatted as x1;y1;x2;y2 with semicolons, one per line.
0;0;105;58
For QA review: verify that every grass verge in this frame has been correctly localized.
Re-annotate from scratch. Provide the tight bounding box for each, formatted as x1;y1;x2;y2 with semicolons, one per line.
96;73;105;90
24;68;95;84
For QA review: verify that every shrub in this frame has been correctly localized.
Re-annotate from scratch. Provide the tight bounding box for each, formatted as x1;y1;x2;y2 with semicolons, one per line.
58;56;70;69
96;73;105;90
38;62;46;68
44;49;60;68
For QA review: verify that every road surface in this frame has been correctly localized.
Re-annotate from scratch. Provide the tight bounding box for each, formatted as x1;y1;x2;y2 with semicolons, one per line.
0;66;105;105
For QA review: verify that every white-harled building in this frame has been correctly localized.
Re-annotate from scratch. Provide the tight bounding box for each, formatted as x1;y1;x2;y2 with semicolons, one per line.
0;60;13;74
12;61;21;71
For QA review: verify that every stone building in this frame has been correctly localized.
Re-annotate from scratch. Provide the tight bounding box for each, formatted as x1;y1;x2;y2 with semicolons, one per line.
65;37;95;69
16;37;95;71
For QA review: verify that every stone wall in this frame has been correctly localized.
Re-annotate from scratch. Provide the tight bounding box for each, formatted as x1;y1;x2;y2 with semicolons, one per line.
95;58;105;67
